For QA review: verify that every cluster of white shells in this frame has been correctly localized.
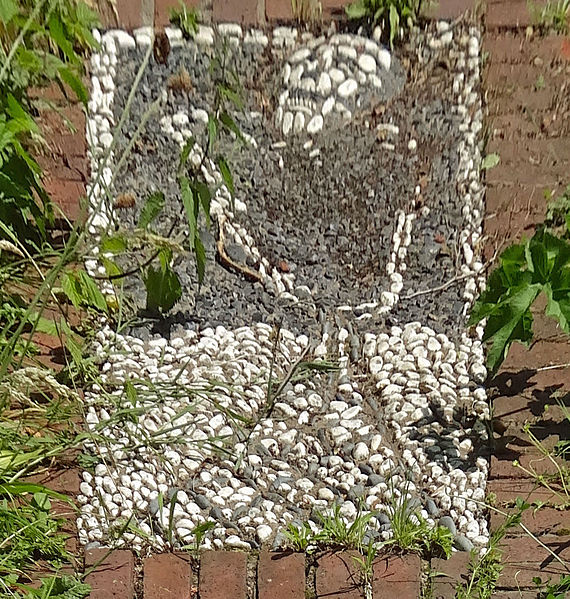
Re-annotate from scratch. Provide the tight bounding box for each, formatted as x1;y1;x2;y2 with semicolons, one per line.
275;31;393;136
79;22;490;553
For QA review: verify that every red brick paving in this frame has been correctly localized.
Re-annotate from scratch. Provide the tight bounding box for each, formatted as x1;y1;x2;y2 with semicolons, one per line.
199;551;248;599
258;552;306;599
372;554;421;598
431;552;471;599
143;553;193;599
316;551;363;598
85;549;135;599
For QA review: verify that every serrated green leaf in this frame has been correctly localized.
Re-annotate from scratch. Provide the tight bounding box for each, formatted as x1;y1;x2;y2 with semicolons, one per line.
178;136;195;172
78;271;108;312
0;0;18;24
345;0;369;18
219;112;245;143
100;234;127;254
101;256;122;277
33;314;60;336
58;66;88;105
389;5;399;48
195;181;211;226
144;261;182;313
138;191;165;230
61;271;83;309
219;85;244;111
481;153;500;170
195;235;206;284
49;15;80;65
179;175;196;241
483;283;541;374
217;156;234;197
207;114;217;153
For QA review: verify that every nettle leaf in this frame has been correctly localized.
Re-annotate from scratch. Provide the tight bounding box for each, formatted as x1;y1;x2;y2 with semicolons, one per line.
217;156;234;196
389;5;399;47
207;114;218;153
179;175;197;241
345;0;369;18
195;181;211;227
219;112;245;143
58;66;88;105
49;15;80;65
61;271;83;309
144;252;182;313
101;256;122;278
482;283;541;374
481;153;500;170
78;271;108;312
195;235;206;284
138;191;165;230
100;234;127;254
0;0;18;24
178;136;195;172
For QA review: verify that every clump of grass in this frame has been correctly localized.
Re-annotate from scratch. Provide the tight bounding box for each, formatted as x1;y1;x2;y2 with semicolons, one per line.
169;1;199;38
528;0;570;32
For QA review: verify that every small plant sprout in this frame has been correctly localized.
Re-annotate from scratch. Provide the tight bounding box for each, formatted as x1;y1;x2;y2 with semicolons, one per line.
169;1;199;39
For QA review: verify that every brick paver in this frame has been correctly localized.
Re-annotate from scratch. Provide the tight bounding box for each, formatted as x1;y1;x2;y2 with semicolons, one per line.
199;551;248;599
372;554;421;598
316;551;363;599
143;553;192;599
85;549;135;599
431;553;471;599
258;552;306;599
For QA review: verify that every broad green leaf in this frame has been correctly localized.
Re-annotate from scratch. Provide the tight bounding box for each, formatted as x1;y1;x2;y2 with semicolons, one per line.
345;0;369;18
61;271;83;308
481;153;500;170
144;262;182;313
195;181;211;226
483;283;541;374
217;156;234;196
179;175;196;241
49;15;80;64
219;85;244;110
178;136;195;172
219;112;245;143
195;235;206;284
0;0;18;24
58;66;89;105
544;283;570;333
78;271;108;312
101;256;122;277
101;234;127;254
138;191;165;230
389;5;399;48
33;314;59;336
207;114;217;152
32;492;51;511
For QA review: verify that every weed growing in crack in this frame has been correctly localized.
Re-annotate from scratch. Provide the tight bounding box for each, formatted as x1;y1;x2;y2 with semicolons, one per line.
345;0;423;48
383;480;453;558
169;1;199;39
456;498;530;599
528;0;570;32
534;574;570;599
